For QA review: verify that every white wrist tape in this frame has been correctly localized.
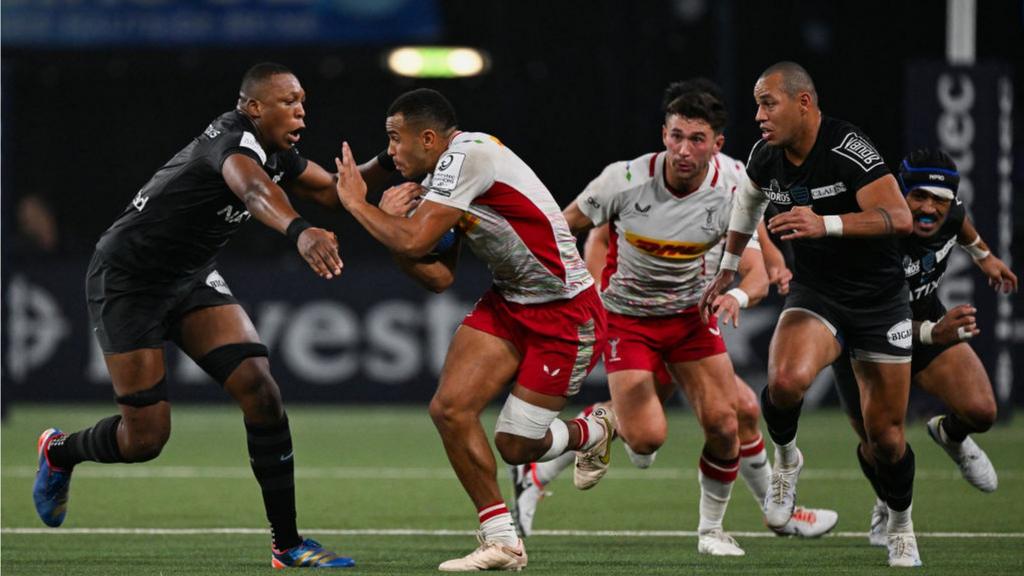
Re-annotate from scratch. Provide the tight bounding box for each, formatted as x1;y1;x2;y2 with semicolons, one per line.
823;215;844;237
725;288;750;309
719;252;742;272
919;320;936;345
960;237;990;261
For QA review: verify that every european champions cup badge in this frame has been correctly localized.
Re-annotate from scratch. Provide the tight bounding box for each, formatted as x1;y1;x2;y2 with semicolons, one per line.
789;185;812;206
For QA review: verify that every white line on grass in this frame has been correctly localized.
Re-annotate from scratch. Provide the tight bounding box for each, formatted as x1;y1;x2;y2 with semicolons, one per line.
2;527;1022;539
5;466;1022;481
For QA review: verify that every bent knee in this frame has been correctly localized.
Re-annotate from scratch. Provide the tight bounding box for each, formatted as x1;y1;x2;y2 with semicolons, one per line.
702;413;739;447
769;366;816;404
961;404;997;433
618;422;665;455
122;428;170;462
867;426;906;462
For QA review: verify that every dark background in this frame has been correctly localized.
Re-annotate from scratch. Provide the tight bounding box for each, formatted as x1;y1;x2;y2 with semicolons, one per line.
2;0;1022;407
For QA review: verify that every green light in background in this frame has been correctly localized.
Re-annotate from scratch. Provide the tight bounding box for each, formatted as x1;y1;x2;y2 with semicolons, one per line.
387;46;489;78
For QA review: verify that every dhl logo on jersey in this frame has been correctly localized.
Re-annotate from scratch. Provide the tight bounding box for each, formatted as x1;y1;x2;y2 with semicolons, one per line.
457;213;482;234
624;231;715;260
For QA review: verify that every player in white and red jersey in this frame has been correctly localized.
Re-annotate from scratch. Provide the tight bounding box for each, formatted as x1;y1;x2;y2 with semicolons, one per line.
334;88;609;572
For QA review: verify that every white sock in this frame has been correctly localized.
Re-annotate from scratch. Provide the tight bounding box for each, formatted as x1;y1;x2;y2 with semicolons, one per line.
774;438;801;469
624;443;656;469
698;470;735;533
478;502;518;545
572;414;607;452
531;451;574;486
739;436;770;507
888;504;914;534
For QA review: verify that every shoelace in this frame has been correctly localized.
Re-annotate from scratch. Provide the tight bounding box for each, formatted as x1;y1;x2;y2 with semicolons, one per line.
770;473;791;505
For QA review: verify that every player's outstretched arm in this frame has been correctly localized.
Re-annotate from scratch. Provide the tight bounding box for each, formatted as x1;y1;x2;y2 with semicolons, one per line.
582;224;610;284
958;215;1018;294
378;182;459;293
286;156;401;210
222;153;342;279
336;142;463;258
712;241;769;328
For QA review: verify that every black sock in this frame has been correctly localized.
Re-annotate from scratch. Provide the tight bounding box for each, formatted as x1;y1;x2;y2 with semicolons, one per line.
876;444;915;512
855;443;885;500
47;415;124;469
246;414;301;551
941;413;974;443
760;385;803;446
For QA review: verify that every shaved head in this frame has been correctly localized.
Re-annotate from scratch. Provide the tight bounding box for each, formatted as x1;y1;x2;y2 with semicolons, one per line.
239;62;294;102
759;61;818;105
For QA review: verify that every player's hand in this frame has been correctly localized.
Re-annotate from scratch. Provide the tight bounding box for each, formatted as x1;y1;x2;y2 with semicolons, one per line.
931;304;979;345
768;206;826;241
379;182;423;217
297;227;343;279
699;269;736;324
767;263;792;296
335;141;368;211
975;254;1018;294
712;293;743;327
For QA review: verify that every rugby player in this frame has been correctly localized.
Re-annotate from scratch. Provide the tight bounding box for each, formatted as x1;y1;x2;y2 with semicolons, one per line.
511;80;838;549
700;61;922;567
334;88;609;572
831;147;1017;545
32;63;373;568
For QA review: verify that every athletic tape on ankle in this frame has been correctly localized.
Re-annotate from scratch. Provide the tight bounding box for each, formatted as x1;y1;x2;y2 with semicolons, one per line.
494;394;559;439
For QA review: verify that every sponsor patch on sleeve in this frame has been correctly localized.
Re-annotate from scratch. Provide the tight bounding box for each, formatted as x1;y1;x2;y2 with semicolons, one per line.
240;131;267;165
831;132;883;173
429;152;466;195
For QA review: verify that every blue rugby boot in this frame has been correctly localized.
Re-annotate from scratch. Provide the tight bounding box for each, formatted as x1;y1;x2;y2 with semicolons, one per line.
33;428;73;527
271;538;355;568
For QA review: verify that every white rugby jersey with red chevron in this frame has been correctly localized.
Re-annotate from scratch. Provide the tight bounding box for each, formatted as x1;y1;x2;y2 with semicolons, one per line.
422;132;593;304
576;151;750;316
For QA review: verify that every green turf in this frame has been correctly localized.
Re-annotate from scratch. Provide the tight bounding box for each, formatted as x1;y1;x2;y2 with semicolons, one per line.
3;404;1023;574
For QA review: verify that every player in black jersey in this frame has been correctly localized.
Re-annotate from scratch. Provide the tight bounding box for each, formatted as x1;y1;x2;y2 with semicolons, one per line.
699;61;923;567
31;63;387;569
831;148;1017;545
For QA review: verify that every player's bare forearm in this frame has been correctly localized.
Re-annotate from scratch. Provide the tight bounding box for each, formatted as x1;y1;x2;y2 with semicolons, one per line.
392;250;458;293
563;201;596;237
737;247;769;306
723;231;753;258
847;174;913;237
223;156;301;233
583;224;610;283
347;200;429;257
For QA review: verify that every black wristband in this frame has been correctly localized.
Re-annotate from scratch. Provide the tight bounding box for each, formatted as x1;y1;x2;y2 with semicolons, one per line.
375;149;397;172
286;218;313;245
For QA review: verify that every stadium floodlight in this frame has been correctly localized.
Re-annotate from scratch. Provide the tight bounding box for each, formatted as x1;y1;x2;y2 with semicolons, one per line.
386;46;490;78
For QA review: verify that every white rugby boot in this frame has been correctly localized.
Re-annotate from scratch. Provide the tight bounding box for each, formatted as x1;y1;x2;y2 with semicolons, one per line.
926;416;997;492
697;528;745;556
573;406;617;490
770;506;838;538
438;531;527;572
763;448;803;528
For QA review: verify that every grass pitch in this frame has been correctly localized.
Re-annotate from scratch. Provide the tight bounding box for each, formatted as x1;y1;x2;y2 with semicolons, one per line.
2;404;1022;575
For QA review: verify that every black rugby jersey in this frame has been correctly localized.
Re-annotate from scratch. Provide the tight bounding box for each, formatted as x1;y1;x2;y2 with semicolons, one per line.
746;116;903;305
96;110;308;280
902;198;966;319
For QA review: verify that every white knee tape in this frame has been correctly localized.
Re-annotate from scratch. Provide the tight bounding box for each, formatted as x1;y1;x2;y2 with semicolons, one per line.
494;394;559;440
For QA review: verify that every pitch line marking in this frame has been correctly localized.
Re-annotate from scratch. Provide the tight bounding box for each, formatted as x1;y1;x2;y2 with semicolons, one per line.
5;466;1021;481
2;527;1023;539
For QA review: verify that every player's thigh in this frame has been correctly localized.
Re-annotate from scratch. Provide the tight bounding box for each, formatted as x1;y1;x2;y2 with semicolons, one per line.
769;309;842;391
608;369;665;443
435;324;521;414
914;343;996;421
669;352;739;431
175;304;261;357
851;358;910;443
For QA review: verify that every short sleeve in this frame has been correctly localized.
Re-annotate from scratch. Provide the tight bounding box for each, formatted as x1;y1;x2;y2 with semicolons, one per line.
745;139;771;188
274;147;309;183
211;129;266;171
829;128;890;192
575;161;630;227
422;148;496;211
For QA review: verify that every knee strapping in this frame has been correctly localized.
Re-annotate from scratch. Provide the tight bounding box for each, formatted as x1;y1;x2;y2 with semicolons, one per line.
115;378;168;407
198;343;269;385
494;394;559;439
